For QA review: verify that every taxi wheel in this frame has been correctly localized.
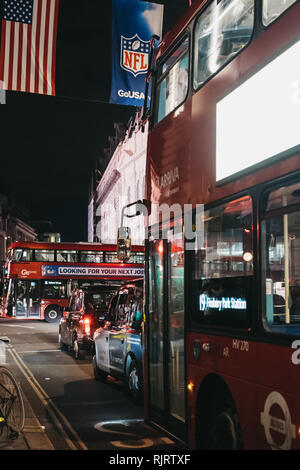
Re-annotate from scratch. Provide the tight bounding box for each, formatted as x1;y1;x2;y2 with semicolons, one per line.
127;359;143;403
92;356;107;382
73;337;86;360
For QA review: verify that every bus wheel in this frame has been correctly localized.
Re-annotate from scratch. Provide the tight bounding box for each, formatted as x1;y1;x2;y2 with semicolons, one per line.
92;355;107;382
127;359;143;403
209;409;242;450
44;306;61;323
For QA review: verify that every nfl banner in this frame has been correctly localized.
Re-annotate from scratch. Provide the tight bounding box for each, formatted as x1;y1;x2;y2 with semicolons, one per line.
110;0;163;107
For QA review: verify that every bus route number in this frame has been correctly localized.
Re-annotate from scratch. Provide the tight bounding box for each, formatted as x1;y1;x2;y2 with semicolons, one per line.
232;339;249;352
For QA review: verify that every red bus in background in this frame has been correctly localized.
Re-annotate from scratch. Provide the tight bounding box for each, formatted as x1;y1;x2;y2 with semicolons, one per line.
1;241;144;322
143;0;300;450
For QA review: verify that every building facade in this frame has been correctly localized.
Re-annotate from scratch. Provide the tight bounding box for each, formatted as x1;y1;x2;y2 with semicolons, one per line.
0;194;37;266
89;112;147;246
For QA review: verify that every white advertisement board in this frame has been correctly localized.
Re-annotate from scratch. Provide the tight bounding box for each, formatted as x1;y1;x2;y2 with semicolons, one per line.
216;40;300;182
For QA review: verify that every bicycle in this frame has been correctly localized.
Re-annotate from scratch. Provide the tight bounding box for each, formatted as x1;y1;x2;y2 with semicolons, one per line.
0;340;25;441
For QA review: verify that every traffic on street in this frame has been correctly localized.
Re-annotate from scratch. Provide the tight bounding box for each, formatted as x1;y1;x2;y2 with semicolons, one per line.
1;0;300;456
0;318;180;451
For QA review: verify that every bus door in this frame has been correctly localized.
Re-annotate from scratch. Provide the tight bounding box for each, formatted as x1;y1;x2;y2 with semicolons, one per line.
147;228;186;439
15;279;40;318
28;280;41;317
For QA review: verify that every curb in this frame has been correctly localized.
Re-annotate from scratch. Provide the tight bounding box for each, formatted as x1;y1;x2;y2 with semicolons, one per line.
22;390;55;450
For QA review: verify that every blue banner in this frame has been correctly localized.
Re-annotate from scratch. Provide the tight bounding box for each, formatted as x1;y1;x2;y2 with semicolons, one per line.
110;0;163;107
42;265;144;278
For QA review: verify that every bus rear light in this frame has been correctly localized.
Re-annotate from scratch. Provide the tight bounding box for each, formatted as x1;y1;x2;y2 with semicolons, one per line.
187;382;195;392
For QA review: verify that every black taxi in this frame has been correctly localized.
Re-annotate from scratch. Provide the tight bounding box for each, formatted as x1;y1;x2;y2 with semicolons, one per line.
58;283;119;359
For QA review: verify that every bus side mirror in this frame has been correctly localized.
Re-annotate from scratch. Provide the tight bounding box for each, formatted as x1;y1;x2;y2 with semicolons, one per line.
117;227;131;262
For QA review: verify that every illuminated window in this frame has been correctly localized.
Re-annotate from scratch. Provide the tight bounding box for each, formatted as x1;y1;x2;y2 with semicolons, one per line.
80;251;103;263
12;248;33;261
191;196;253;328
194;196;253;280
42;280;67;299
35;250;55;262
128;252;144;264
12;249;22;261
57;250;78;262
154;36;189;124
104;251;119;263
262;180;300;334
193;0;254;89
263;0;297;26
21;249;33;261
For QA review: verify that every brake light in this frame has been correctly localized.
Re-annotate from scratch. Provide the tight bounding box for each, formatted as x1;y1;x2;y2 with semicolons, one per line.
82;317;91;335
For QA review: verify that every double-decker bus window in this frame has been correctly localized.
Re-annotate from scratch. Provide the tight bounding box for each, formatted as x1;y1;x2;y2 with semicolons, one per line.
262;181;300;333
13;249;23;261
104;252;119;263
11;248;33;261
191;196;253;328
193;0;254;89
154;36;189;124
263;0;297;26
35;250;55;262
21;249;33;261
128;252;144;264
57;250;78;262
80;251;103;263
42;280;67;299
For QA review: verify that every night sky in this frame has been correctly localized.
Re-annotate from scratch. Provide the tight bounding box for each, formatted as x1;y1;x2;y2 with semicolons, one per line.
0;0;188;242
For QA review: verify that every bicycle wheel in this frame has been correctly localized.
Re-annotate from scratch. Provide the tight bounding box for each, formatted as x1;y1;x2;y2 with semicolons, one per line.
0;367;25;433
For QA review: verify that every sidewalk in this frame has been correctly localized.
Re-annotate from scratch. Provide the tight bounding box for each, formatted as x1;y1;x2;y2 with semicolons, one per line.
0;388;54;450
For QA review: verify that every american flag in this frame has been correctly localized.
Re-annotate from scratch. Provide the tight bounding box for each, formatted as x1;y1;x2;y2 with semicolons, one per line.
0;0;60;96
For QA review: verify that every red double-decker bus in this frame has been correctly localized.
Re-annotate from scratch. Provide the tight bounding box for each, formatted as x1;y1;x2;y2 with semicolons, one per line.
143;0;300;450
1;241;144;322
